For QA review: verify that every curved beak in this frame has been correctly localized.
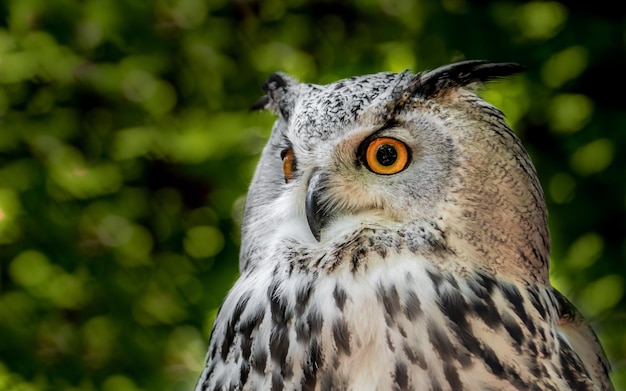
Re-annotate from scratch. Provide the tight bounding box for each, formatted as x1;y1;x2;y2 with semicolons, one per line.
305;171;331;242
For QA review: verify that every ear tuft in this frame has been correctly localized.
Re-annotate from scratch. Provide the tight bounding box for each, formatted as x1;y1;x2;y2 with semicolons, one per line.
251;72;299;119
249;96;270;112
417;60;525;97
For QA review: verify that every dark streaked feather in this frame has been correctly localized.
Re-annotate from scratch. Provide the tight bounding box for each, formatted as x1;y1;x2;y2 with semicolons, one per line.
416;60;526;97
250;95;270;112
553;288;614;391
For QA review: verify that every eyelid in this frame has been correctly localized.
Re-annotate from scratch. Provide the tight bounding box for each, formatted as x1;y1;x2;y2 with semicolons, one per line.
358;126;399;151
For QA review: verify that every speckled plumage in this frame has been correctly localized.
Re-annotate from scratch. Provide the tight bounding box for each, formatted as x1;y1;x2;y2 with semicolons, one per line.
196;61;612;391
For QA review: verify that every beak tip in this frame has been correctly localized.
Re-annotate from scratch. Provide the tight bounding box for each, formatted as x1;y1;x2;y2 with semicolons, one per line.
305;171;329;243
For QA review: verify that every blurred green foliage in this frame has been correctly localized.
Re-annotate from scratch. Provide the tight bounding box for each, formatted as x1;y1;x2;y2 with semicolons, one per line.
0;0;624;390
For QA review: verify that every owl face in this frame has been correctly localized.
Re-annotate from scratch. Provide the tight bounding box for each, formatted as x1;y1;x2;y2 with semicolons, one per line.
284;84;456;241
241;61;550;283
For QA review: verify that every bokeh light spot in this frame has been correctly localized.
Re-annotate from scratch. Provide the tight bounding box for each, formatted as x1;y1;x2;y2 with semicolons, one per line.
516;1;567;41
580;275;625;317
565;233;604;270
570;138;614;175
183;226;224;259
45;272;89;309
548;94;593;133
0;188;22;243
9;250;52;288
381;42;416;72
548;172;575;204
102;375;140;391
82;316;118;369
542;46;588;88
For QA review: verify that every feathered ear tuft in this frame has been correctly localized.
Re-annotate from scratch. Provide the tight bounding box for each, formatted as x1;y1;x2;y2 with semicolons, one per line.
249;72;299;120
415;60;525;97
249;96;270;112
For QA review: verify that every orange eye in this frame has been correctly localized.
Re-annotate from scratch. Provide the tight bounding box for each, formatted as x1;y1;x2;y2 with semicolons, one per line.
364;137;409;175
281;148;296;183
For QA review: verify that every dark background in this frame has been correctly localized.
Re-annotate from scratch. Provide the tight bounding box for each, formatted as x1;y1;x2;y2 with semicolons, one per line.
0;0;624;389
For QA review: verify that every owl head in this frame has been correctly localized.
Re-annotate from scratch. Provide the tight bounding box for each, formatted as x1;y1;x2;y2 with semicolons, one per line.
241;61;550;284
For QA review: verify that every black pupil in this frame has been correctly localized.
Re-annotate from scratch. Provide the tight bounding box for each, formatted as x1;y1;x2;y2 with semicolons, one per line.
376;144;398;166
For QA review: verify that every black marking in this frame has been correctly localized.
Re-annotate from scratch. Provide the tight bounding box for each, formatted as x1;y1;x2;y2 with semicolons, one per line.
369;236;388;258
469;295;501;329
350;244;367;273
208;342;217;360
295;318;309;343
443;362;462;391
403;290;422;321
220;293;251;360
386;329;395;352
394;361;408;390
438;289;482;356
332;319;351;356
527;288;547;320
231;292;252;323
559;335;593;390
501;311;524;348
529;361;541;378
537;325;547;343
269;325;290;367
431;376;442;391
455;325;481;358
499;282;536;335
403;342;427;369
482;345;505;379
251;346;267;374
295;277;316;316
220;336;230;361
540;339;551;357
239;361;250;387
272;371;284;391
204;361;216;387
467;279;488;300
333;284;347;311
504;366;529;390
427;269;444;292
474;271;497;297
455;345;473;368
468;276;502;330
553;288;583;323
212;375;225;391
301;340;322;391
307;306;324;336
377;283;401;325
239;306;265;361
268;279;293;325
438;288;469;328
427;321;455;360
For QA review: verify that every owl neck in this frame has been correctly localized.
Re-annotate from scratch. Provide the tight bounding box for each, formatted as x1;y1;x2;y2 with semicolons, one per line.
443;107;551;285
443;204;550;285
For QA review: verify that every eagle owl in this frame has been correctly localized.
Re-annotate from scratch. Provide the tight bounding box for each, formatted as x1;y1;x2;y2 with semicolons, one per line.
195;61;612;390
